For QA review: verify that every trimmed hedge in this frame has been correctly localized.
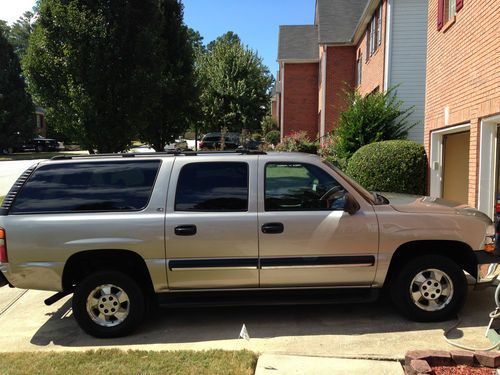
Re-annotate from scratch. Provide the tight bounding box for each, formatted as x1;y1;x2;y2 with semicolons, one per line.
346;140;427;195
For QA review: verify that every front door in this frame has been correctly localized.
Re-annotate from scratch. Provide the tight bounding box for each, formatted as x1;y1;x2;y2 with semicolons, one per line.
165;157;259;289
257;159;379;287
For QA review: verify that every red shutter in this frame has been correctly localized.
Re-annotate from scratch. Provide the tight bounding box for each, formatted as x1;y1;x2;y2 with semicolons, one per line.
437;0;445;30
456;0;464;12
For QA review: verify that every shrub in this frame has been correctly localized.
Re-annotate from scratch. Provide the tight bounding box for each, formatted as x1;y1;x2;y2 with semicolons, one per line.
276;131;318;154
261;115;278;135
334;87;417;162
346;140;427;195
252;133;262;141
265;130;280;146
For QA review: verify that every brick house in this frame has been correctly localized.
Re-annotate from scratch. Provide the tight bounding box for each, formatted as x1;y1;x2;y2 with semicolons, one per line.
35;106;47;138
273;0;429;144
425;0;500;219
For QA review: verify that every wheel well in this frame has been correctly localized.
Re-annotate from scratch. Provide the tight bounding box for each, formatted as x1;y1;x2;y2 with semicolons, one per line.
384;240;477;286
62;250;154;294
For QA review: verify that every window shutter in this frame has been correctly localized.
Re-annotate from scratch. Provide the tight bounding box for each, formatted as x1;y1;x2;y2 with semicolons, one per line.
456;0;464;12
437;0;445;30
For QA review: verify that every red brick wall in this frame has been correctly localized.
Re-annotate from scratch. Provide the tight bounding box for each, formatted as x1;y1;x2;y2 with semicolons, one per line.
282;63;319;139
355;0;386;95
271;100;278;123
425;0;500;206
324;46;356;133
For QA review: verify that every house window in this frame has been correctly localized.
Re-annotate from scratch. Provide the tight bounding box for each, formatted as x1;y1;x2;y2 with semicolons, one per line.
367;5;382;58
356;54;363;86
377;6;383;46
445;0;456;22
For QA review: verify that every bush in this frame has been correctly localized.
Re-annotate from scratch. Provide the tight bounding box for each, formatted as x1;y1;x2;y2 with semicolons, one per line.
265;130;280;146
346;140;427;195
334;87;416;162
276;131;318;154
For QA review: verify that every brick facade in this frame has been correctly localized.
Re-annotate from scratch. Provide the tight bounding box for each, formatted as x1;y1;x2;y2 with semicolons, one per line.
356;1;386;95
325;46;356;133
282;63;319;139
424;0;500;207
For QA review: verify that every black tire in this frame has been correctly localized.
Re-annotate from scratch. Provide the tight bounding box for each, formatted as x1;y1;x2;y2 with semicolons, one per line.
390;255;467;322
72;271;145;338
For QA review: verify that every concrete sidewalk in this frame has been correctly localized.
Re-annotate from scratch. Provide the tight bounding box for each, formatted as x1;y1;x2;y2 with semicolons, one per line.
255;354;404;375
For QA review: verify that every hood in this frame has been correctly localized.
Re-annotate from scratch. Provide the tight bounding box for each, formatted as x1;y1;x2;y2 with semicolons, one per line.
381;192;493;223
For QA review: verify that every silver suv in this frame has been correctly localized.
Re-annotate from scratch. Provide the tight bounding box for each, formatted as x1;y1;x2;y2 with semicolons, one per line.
0;151;498;338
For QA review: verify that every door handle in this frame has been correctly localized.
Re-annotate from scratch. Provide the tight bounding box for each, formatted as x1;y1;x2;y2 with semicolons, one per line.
261;222;284;234
175;225;197;236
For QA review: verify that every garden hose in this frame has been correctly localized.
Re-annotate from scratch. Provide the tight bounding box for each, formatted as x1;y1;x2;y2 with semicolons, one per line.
443;283;500;351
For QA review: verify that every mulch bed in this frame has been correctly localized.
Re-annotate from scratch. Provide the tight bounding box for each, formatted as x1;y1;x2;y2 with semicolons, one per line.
432;365;496;375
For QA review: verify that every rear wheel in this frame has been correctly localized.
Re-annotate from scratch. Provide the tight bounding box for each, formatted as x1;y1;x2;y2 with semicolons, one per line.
390;255;467;321
72;271;145;338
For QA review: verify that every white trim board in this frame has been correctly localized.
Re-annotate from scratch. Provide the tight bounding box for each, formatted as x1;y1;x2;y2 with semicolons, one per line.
478;114;500;219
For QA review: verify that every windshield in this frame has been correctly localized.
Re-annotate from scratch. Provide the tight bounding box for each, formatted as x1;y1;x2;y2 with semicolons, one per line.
323;161;377;204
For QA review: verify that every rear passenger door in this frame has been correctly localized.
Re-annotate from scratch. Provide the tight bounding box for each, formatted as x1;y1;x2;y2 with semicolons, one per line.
165;157;259;289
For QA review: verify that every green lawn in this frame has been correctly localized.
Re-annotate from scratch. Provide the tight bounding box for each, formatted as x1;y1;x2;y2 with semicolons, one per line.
0;349;257;375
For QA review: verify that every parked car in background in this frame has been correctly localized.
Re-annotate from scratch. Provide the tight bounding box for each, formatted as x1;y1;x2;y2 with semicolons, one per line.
31;136;61;152
125;145;156;153
199;132;240;150
164;139;189;152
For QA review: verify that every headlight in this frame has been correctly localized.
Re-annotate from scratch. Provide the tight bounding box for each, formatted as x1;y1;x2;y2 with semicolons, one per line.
484;224;496;253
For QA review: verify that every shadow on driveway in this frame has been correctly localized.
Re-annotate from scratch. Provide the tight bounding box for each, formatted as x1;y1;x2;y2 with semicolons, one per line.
29;286;496;349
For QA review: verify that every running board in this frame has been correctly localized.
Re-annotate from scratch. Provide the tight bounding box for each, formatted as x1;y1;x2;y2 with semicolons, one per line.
156;288;380;308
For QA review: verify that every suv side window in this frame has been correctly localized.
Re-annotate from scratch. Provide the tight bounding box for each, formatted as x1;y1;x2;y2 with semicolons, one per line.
11;160;160;214
265;163;346;211
175;162;248;212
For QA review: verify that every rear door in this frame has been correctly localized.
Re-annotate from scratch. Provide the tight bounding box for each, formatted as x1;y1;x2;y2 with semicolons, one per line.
165;156;259;289
257;157;379;287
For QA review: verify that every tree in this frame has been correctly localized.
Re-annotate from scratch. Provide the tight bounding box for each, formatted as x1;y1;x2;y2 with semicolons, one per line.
23;0;158;153
327;87;416;166
0;29;34;151
196;32;273;133
138;0;198;152
9;11;37;58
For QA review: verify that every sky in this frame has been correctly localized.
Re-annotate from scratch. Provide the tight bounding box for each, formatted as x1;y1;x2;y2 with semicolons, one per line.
0;0;315;74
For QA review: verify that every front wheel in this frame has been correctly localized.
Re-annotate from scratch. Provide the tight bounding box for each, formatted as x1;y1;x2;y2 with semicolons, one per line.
72;271;145;338
390;255;467;321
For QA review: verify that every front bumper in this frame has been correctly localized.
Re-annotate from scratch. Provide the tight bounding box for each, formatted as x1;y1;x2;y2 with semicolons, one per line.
476;251;500;284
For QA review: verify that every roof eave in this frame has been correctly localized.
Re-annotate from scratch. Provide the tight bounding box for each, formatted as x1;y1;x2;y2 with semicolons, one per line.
351;0;381;45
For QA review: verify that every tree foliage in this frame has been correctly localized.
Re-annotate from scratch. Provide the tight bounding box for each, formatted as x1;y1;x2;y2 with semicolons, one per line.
0;29;34;151
8;11;37;58
139;0;198;151
24;0;196;153
196;32;273;133
331;87;416;164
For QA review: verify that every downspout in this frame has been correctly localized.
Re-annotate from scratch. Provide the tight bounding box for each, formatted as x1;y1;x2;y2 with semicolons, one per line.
320;47;327;142
280;63;285;141
383;0;393;91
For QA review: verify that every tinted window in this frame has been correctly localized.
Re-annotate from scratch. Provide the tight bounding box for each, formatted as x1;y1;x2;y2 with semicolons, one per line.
11;160;160;214
175;162;248;212
265;163;346;211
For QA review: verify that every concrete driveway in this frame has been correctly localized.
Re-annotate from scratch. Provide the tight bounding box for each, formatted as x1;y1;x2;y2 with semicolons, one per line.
0;160;42;196
0;285;497;358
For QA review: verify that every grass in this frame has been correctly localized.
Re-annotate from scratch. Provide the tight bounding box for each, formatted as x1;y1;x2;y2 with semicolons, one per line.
0;349;258;375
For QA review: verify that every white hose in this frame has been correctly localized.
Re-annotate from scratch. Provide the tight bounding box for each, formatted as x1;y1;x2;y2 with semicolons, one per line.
443;283;500;351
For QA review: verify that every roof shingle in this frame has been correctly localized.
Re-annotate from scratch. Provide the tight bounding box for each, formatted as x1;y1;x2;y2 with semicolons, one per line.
277;25;319;62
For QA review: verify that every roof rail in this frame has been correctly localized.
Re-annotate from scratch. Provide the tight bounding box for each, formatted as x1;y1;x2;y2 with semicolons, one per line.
50;149;267;160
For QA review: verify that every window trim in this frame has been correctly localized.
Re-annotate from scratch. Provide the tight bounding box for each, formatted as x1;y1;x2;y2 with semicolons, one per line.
377;5;383;46
174;161;250;213
264;162;347;212
10;160;162;215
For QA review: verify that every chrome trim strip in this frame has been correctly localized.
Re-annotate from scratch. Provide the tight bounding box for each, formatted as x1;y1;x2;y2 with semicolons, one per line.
170;266;257;272
260;263;374;270
157;285;374;293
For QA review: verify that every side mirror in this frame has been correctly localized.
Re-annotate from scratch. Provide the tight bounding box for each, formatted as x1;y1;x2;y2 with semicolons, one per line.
344;192;360;215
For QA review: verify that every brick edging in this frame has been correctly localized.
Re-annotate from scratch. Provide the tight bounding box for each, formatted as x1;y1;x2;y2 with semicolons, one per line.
404;349;500;374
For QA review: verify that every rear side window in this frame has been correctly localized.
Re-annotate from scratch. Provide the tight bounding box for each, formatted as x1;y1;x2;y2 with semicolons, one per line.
10;160;160;214
175;162;248;212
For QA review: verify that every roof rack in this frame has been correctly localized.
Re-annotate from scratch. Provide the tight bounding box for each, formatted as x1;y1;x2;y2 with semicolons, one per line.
50;149;267;160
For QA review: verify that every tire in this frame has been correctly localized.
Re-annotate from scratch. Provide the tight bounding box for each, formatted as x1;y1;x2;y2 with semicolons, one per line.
390;255;467;322
72;271;145;338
